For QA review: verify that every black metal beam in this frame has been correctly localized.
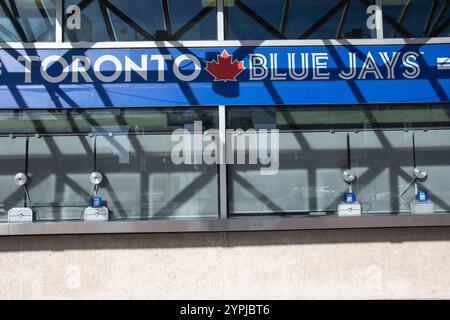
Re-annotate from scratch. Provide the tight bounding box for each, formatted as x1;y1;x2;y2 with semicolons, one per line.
427;1;449;37
298;0;347;39
233;0;286;39
68;0;96;17
7;0;20;18
101;0;156;40
336;0;350;39
390;0;411;38
172;6;215;39
382;13;414;38
431;17;450;37
12;0;38;41
35;0;52;23
99;0;116;41
279;0;290;35
424;0;439;36
0;0;27;41
161;0;172;36
33;0;54;41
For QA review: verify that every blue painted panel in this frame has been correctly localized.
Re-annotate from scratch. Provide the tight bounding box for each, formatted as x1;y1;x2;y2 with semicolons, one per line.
0;44;448;108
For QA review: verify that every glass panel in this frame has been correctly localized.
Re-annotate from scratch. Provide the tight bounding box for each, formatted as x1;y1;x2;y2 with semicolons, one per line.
227;105;445;216
287;0;376;39
27;135;93;221
227;104;450;131
349;130;414;214
0;0;56;42
168;0;217;40
227;106;349;215
415;129;450;213
96;133;218;219
225;0;375;40
0;136;26;222
64;0;216;41
2;107;220;221
382;0;450;38
228;131;348;215
0;108;219;134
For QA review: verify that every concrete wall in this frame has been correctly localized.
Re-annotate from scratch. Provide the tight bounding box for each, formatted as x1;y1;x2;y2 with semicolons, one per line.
1;227;450;299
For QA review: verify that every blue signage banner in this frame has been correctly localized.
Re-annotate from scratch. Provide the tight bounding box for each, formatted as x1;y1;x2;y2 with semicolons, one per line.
0;43;448;108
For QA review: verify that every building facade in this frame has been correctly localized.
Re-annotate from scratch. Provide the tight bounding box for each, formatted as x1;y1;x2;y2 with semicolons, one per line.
0;0;450;299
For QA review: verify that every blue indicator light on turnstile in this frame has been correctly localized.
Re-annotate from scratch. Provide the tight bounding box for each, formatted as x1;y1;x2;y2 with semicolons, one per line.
416;191;428;202
344;192;356;204
90;196;103;208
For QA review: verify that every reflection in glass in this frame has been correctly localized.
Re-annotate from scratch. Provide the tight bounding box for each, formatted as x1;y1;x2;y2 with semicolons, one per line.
225;0;375;40
228;131;348;215
227;105;450;216
349;130;414;214
0;108;218;134
96;133;218;219
227;104;450;130
382;0;450;38
0;107;219;221
0;137;27;222
27;135;94;221
0;0;56;42
415;130;450;213
64;0;216;41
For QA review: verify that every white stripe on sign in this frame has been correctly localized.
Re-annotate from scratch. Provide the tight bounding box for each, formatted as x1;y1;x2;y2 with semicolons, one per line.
437;57;450;70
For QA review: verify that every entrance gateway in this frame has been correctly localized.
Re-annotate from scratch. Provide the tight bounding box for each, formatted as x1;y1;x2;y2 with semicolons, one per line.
1;42;449;223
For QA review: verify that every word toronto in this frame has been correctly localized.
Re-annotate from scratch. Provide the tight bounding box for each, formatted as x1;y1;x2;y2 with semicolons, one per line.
10;49;421;84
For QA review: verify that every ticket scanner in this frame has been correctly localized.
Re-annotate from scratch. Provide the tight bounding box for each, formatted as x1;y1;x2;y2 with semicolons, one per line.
83;171;109;221
8;173;33;223
401;168;435;215
337;133;362;217
337;169;362;217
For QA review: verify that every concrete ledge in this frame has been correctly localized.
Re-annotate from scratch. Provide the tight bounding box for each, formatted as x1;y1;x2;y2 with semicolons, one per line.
2;214;450;236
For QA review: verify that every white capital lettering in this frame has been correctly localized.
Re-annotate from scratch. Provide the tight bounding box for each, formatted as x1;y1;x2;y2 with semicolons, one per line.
71;56;93;83
93;55;122;83
379;52;400;79
339;52;357;80
18;55;40;83
288;53;309;80
312;53;330;80
41;55;70;83
269;53;287;80
402;52;420;79
249;54;268;80
125;55;148;82
151;54;172;81
358;52;383;79
173;54;201;81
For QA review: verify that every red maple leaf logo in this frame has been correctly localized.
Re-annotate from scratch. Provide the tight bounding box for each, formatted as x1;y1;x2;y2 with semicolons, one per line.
205;50;245;82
